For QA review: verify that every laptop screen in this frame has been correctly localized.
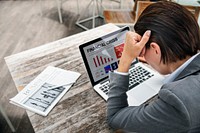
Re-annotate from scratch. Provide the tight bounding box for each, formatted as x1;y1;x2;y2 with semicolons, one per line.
79;27;133;86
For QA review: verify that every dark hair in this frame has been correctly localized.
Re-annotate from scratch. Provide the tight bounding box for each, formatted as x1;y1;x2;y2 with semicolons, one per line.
134;1;200;64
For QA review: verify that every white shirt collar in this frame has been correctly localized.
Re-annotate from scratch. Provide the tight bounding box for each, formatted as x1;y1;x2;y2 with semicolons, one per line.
164;53;200;84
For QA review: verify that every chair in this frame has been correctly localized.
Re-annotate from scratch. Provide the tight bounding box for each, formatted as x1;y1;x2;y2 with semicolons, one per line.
103;0;153;27
110;0;123;9
135;1;155;20
75;0;123;30
76;0;105;30
56;0;79;23
39;0;80;23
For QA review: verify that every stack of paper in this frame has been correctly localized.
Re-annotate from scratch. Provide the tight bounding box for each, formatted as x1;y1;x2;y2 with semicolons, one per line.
10;66;81;116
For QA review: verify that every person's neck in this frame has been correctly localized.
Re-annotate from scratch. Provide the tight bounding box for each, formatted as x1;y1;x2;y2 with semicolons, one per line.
169;56;191;73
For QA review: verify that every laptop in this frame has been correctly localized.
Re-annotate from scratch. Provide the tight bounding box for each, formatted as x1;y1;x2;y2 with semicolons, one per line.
79;26;165;106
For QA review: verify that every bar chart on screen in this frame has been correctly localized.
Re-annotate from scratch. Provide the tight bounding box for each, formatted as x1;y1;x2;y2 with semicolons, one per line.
86;42;125;81
93;55;114;67
90;43;124;67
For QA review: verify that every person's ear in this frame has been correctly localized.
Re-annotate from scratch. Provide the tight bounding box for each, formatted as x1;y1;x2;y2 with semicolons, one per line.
150;42;161;55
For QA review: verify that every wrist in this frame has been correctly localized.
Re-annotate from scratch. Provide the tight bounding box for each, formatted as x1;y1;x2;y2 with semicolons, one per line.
118;56;133;73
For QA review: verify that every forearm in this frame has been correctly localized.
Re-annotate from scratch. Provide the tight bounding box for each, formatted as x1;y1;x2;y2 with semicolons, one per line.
117;54;134;73
107;72;129;127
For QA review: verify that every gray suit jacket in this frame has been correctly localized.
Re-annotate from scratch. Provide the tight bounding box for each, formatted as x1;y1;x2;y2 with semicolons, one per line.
107;54;200;133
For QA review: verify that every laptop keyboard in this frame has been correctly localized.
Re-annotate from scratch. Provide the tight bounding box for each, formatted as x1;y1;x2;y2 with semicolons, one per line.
99;82;110;95
129;66;154;90
99;65;154;95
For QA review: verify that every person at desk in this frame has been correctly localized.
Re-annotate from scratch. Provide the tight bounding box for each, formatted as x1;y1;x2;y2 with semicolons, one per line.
107;1;200;132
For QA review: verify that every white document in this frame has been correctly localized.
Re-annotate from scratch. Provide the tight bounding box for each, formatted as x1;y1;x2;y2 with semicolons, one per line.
10;66;81;116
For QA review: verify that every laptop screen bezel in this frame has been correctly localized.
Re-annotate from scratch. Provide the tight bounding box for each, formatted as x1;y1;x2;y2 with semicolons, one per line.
79;26;131;86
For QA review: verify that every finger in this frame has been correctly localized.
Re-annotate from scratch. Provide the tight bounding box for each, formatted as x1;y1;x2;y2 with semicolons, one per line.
126;32;141;42
137;30;151;48
133;33;142;42
139;47;146;57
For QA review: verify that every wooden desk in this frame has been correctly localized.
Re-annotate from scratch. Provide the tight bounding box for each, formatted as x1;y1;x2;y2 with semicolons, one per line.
5;24;120;132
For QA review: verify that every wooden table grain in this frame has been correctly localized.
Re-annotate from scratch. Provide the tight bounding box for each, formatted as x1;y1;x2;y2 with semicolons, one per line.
4;24;120;133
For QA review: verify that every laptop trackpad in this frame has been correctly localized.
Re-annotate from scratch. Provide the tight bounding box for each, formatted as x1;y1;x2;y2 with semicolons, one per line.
127;84;157;106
